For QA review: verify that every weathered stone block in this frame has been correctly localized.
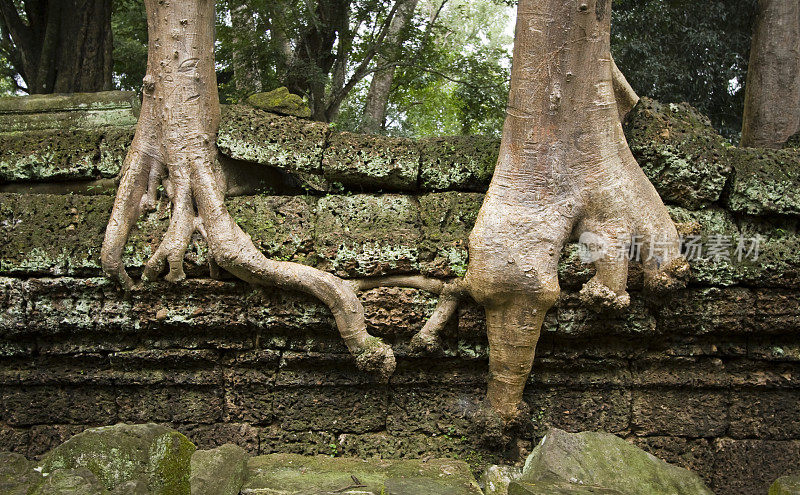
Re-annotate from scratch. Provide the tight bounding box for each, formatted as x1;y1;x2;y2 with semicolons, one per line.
190;443;248;495
242;454;482;494
314;194;421;277
418;192;482;277
625;98;731;209
0;91;139;133
323;131;419;190
217;104;327;176
712;439;800;495
726;147;800;215
512;428;712;495
631;389;728;437
418;136;498;191
227;195;317;265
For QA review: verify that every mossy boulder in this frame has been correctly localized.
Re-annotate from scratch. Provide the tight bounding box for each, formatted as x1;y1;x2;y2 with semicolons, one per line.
482;465;522;495
624;98;731;209
189;444;248;495
242;453;482;494
38;423;195;495
509;428;712;495
31;468;108;495
770;475;800;495
246;87;312;118
0;451;44;494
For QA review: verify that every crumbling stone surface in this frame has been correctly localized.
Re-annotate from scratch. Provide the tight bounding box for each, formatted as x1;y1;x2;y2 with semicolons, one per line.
725;147;800;215
624;98;732;209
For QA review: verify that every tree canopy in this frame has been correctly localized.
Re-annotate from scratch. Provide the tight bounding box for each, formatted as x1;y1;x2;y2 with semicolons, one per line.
0;0;759;139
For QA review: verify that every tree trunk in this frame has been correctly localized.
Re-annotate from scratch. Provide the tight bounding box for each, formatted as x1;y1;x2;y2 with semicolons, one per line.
741;0;800;148
102;0;395;380
231;1;263;96
462;0;687;420
0;0;112;94
360;0;418;134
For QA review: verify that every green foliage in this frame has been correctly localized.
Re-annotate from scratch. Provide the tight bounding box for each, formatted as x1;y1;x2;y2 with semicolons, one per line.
112;0;148;91
337;0;513;137
612;0;757;139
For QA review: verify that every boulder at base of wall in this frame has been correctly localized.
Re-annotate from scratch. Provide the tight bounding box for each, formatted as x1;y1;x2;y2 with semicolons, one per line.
37;423;195;495
770;476;800;495
0;451;44;494
508;428;713;495
190;443;248;495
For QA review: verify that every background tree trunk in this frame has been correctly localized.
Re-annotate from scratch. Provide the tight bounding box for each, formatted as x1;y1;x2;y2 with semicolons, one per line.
231;1;263;96
0;0;112;94
360;0;418;134
740;0;800;148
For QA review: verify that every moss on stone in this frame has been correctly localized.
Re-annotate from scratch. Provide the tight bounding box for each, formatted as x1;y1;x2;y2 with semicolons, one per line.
323;131;420;191
242;453;482;494
39;424;194;494
246;87;312;119
515;428;712;495
624;98;731;209
217;104;329;178
770;475;800;495
418;136;499;192
313;194;421;277
725;147;800;215
418;192;483;277
0;128;130;183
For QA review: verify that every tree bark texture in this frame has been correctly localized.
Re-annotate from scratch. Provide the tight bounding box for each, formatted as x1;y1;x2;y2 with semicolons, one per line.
0;0;112;93
360;0;419;134
741;0;800;148
102;0;395;381
460;0;687;420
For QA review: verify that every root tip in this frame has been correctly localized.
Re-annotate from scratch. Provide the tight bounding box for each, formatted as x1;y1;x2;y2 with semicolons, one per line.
579;279;630;312
409;332;441;354
354;338;396;383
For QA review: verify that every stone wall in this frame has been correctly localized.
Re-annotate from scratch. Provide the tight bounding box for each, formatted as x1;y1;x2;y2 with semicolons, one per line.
2;92;800;494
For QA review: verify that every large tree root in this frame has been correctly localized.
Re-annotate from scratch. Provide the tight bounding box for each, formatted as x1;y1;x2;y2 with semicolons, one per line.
357;0;689;427
102;0;395;382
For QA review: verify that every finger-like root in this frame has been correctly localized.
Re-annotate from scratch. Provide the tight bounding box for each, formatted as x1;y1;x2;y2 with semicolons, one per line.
101;148;162;291
142;184;196;283
352;275;467;354
190;146;396;381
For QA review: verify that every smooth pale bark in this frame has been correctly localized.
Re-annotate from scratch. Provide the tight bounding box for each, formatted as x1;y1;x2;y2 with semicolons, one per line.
360;0;419;134
102;0;395;381
464;0;686;420
350;0;685;426
741;0;800;148
0;0;112;93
